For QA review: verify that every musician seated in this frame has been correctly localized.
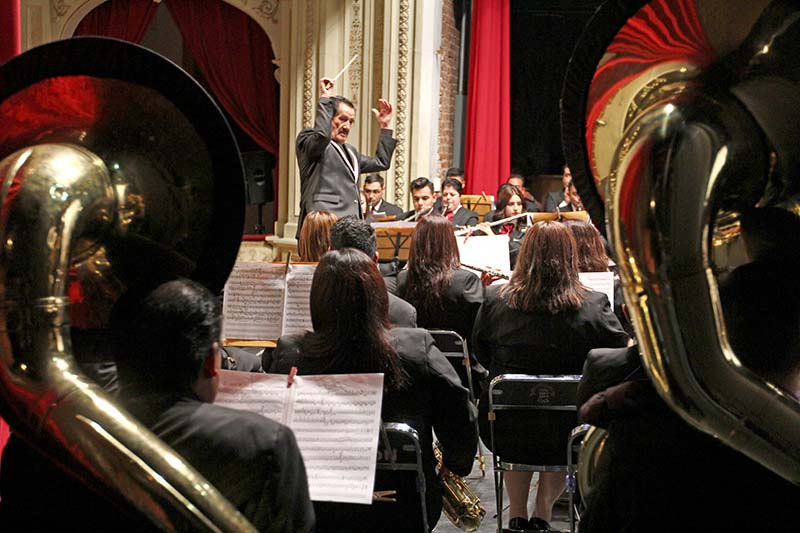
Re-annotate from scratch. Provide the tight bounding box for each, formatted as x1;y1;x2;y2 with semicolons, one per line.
543;165;572;212
398;177;437;220
115;279;315;532
473;221;628;532
507;174;541;212
475;183;529;269
441;178;479;228
299;210;337;261
329;215;417;328
268;249;478;533
363;174;403;219
549;178;583;213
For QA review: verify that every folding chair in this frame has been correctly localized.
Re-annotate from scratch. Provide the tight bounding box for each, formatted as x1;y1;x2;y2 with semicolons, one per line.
487;374;581;532
428;330;486;475
376;422;429;532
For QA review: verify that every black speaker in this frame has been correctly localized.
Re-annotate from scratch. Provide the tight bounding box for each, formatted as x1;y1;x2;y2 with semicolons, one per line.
241;150;275;205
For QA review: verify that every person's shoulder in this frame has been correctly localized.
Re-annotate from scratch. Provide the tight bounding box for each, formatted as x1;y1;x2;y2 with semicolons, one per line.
382;201;403;215
583;289;612;308
389;327;433;359
189;401;288;446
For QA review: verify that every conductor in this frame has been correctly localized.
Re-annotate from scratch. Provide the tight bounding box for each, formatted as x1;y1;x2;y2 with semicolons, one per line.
296;77;397;239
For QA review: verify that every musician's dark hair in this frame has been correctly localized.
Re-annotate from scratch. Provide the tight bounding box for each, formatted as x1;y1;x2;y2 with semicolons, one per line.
445;167;464;180
330;215;377;257
502;221;586;313
410;177;434;194
492;183;525;223
564;219;609;272
115;279;221;393
299;210;337;261
507;173;526;185
404;215;461;322
304;248;406;389
442;178;463;195
331;95;355;112
363;174;384;187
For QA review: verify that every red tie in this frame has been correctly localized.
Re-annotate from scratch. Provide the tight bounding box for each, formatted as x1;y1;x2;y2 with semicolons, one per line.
445;210;454;221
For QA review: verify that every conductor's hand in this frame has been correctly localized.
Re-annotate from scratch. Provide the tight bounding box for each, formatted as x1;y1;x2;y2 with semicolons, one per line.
372;99;393;129
320;77;335;98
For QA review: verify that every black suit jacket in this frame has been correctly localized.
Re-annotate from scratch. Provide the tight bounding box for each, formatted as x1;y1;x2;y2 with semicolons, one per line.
371;199;403;217
544;190;565;212
388;292;417;327
121;392;315;532
296;97;397;238
447;206;479;228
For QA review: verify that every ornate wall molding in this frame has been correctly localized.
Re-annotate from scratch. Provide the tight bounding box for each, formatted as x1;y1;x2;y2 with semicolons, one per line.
393;0;410;205
302;0;315;128
348;0;363;109
242;0;279;24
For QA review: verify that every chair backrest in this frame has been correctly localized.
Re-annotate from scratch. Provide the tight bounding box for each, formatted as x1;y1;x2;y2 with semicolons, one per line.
488;374;580;468
427;330;474;400
375;422;429;532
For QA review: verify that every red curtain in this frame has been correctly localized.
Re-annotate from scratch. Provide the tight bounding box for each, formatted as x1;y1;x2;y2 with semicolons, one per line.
73;0;159;43
165;0;279;157
464;0;511;196
0;0;20;64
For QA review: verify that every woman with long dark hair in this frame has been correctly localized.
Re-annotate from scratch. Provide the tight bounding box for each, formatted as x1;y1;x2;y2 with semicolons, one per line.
476;183;529;268
395;214;484;342
269;248;478;532
473;221;628;532
564;219;633;336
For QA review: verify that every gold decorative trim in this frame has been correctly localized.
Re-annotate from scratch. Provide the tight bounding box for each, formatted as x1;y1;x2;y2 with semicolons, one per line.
394;0;410;205
349;0;363;108
302;0;315;128
244;0;279;24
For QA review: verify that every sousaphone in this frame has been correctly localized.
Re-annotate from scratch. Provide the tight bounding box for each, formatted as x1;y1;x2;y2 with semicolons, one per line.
561;0;800;499
0;37;252;530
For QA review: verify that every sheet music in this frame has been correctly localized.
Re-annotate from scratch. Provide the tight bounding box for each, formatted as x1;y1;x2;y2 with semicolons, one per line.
287;373;384;504
579;271;615;307
457;234;511;276
222;262;286;340
282;264;316;336
215;371;384;504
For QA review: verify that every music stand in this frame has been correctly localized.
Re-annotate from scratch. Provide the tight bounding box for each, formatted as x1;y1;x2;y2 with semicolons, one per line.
461;194;495;222
373;223;416;268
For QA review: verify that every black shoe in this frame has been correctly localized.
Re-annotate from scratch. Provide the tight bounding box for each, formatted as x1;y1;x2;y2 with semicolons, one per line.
527;516;553;531
508;516;530;531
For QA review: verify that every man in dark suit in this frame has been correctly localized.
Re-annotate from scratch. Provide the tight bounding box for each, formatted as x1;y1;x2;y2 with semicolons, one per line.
544;165;572;212
441;178;479;228
362;174;403;218
329;216;417;328
296;77;397;239
116;279;315;532
507;173;541;212
398;177;438;221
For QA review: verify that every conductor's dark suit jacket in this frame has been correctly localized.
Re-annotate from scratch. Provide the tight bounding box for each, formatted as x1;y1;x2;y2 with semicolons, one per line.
296;97;397;238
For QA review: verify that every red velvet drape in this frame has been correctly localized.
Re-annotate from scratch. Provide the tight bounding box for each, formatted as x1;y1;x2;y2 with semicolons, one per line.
464;0;511;196
0;0;20;64
73;0;159;43
165;0;279;157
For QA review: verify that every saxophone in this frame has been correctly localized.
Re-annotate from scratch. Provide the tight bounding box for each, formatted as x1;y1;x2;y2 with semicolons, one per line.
434;444;486;531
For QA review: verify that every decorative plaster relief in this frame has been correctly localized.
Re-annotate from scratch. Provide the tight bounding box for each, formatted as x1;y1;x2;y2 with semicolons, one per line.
393;0;409;205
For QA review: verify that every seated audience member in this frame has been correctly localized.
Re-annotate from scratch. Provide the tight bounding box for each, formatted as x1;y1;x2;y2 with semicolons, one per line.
476;184;530;269
298;210;337;261
268;249;478;532
399;177;437;220
329;215;417;328
363;174;403;218
564;219;633;337
544;165;572;212
115;279;314;532
472;221;628;532
441;178;479;228
395;215;484;343
507;174;541;212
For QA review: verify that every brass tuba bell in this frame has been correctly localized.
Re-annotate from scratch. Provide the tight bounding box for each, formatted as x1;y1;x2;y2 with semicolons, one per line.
0;37;252;530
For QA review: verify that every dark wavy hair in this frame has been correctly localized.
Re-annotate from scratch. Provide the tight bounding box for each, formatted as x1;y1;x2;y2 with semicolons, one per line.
501;221;586;313
564;219;609;272
304;248;406;389
492;183;525;223
404;215;460;320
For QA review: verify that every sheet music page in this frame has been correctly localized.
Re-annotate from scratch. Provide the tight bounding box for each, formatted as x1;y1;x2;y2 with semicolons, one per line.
457;234;511;275
215;370;291;423
288;373;384;504
222;262;286;340
282;263;316;336
579;271;615;307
